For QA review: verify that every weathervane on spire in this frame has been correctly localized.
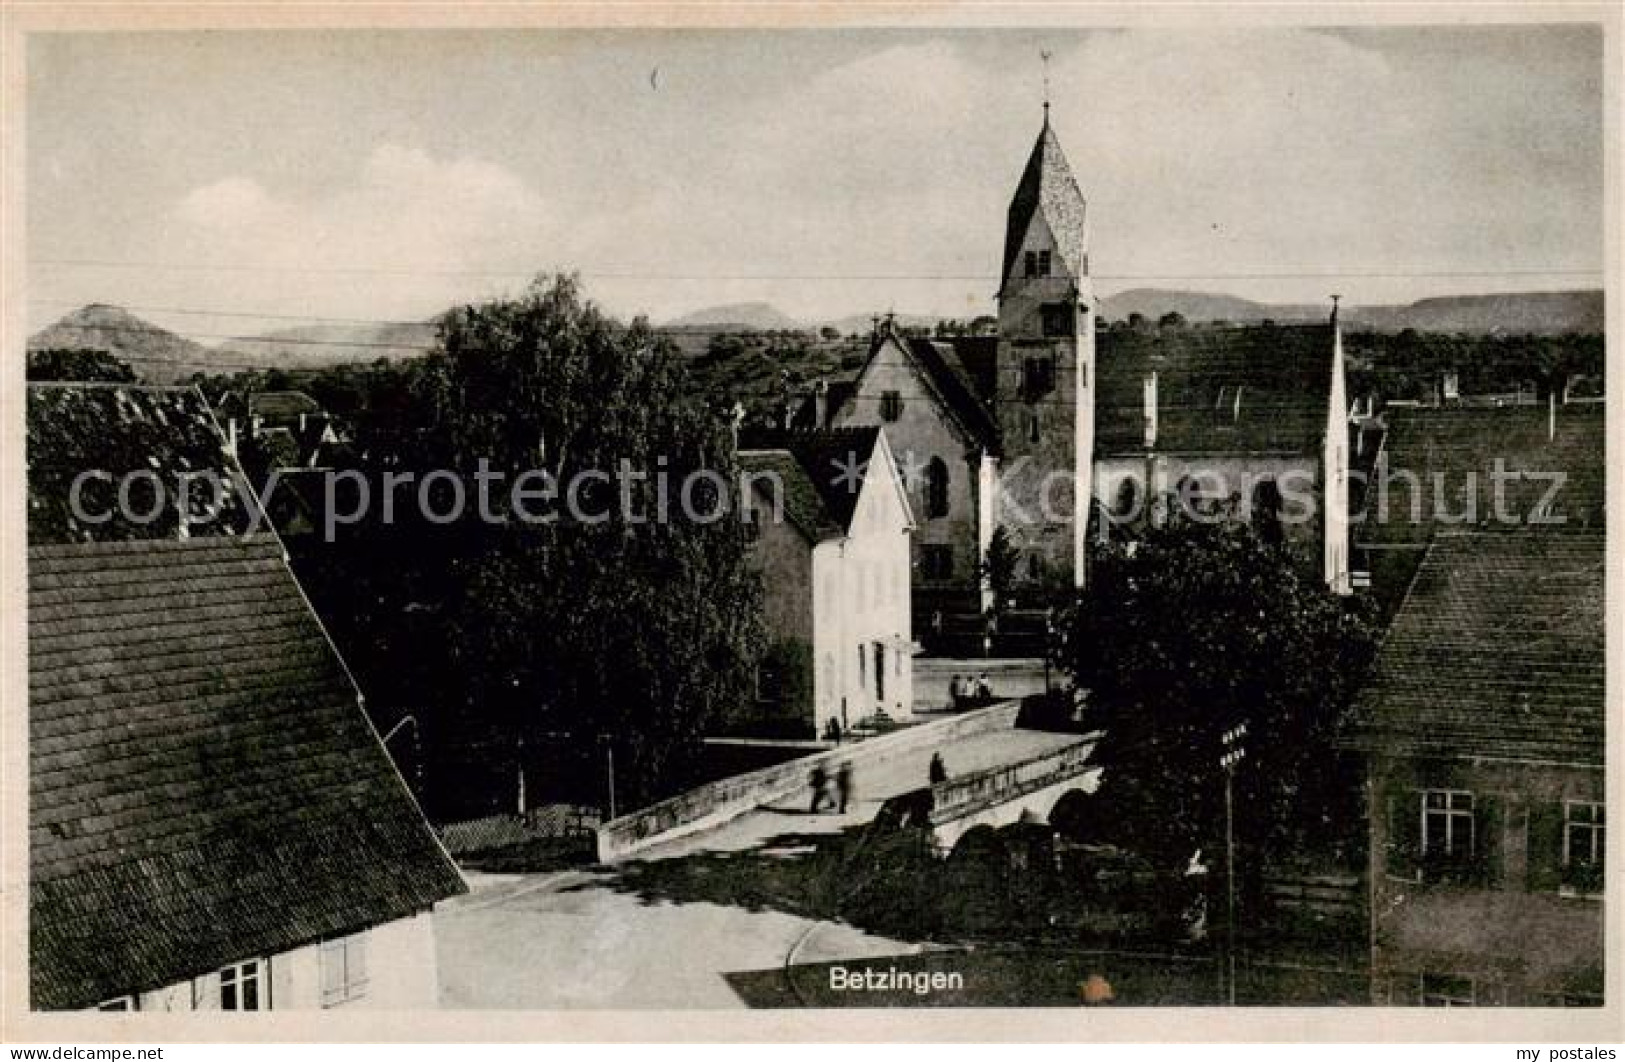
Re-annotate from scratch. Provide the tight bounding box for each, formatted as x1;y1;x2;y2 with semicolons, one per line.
1040;49;1053;120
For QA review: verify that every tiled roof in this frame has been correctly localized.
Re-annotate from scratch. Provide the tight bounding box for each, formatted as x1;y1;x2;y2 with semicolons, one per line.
29;534;466;1009
27;385;256;544
1358;405;1604;546
1002;119;1089;285
903;338;1001;451
1345;533;1603;765
738;450;842;542
738;427;883;541
248;391;323;421
1095;324;1336;455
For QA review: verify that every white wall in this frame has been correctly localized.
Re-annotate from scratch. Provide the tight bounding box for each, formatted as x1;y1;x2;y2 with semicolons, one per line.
126;910;439;1012
811;439;914;734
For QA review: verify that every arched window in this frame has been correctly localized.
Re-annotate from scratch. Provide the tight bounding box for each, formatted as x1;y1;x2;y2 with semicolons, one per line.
926;457;950;519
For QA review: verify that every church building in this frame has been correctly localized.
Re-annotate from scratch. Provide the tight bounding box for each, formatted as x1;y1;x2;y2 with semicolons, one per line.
811;108;1353;622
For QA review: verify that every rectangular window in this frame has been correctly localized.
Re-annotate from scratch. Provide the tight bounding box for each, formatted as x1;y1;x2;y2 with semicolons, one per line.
873;641;886;701
1420;973;1476;1007
1023;251;1038;278
1563;801;1605;894
879;390;903;422
1037;249;1052;277
219;958;266;1012
1421;789;1475;872
320;933;369;1007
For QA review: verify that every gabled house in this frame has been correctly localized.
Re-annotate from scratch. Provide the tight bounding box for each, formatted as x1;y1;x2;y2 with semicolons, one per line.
27;383;465;1011
736;427;915;738
1345;532;1604;1006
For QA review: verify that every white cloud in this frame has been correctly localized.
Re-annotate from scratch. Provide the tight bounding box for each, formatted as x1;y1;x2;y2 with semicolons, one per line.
161;146;553;323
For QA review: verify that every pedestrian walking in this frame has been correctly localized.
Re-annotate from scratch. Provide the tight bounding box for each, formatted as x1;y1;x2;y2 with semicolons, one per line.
834;761;853;814
929;752;947;785
808;762;830;813
948;674;965;708
975;671;993;699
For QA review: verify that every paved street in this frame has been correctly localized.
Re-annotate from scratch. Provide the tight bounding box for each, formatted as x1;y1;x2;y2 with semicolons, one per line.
436;725;1096;1008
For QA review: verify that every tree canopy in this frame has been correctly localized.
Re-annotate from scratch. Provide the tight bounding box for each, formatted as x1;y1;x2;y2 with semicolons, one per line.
27;348;139;384
290;275;764;814
1060;519;1378;870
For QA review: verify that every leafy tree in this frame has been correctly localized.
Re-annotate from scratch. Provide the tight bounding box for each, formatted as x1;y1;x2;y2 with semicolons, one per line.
27;348;138;383
1059;520;1377;872
1157;311;1188;330
292;275;765;812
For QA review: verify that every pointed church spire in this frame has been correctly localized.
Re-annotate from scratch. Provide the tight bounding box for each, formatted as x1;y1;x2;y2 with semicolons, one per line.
1000;107;1088;290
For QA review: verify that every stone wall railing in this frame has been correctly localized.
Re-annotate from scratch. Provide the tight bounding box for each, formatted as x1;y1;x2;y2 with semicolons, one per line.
926;732;1100;824
595;701;1022;861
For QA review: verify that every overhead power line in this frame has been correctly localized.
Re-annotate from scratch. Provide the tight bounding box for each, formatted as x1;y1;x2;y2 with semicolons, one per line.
29;256;1604;282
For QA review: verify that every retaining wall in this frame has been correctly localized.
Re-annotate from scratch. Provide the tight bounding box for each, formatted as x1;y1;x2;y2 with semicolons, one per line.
596;701;1021;861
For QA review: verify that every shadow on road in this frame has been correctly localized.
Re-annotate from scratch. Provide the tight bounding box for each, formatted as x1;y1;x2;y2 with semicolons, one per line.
564;823;883;924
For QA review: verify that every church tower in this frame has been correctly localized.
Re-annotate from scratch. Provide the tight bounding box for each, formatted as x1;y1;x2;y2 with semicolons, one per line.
993;107;1095;590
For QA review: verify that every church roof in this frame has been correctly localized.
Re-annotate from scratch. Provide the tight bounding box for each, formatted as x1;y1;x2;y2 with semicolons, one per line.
1001;118;1089;286
1095;323;1338;456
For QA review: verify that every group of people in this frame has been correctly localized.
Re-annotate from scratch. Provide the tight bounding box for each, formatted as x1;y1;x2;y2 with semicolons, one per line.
807;760;853;814
948;672;995;707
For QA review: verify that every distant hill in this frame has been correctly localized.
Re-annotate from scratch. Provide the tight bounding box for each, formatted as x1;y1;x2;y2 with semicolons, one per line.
28;304;215;384
1099;288;1321;326
664;301;801;331
213;321;438;369
1096;287;1602;336
1356;291;1603;335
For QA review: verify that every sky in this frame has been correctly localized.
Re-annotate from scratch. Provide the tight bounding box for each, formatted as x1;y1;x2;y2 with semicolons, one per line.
25;25;1605;341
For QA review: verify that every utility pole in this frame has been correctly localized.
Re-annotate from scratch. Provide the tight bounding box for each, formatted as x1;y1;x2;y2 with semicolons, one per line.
601;734;618;820
1219;721;1248;1005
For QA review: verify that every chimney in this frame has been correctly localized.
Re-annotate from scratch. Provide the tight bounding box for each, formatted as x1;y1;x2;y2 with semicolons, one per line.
1143;371;1159;450
813;378;830;429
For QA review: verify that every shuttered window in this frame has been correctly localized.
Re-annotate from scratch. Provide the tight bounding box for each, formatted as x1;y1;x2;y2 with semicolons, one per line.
320;932;369;1007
